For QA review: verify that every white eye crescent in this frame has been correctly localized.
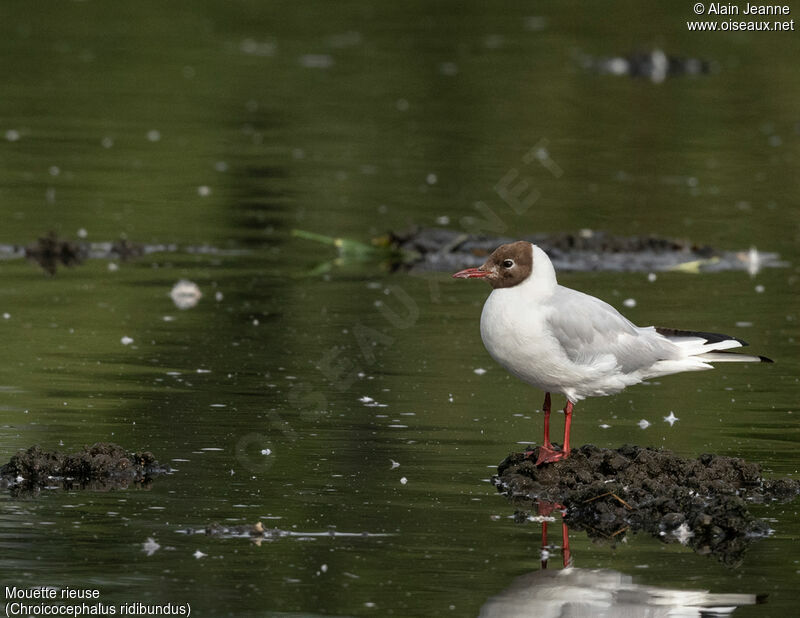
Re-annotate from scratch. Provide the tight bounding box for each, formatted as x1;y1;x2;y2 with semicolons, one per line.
502;259;514;268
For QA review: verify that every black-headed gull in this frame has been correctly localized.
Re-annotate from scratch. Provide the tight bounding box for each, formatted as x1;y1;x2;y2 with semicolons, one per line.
453;241;772;465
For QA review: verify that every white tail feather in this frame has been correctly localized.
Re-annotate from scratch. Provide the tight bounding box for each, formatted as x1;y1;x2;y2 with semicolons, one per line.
695;352;764;363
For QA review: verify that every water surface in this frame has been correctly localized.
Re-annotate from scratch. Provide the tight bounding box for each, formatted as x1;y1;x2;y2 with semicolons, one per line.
1;2;798;616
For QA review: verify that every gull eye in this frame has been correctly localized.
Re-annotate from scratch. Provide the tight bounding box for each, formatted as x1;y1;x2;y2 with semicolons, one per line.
502;259;514;268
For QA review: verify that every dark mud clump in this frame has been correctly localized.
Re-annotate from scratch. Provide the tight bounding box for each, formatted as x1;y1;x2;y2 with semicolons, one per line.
496;444;800;567
1;442;170;496
19;232;146;274
25;232;88;274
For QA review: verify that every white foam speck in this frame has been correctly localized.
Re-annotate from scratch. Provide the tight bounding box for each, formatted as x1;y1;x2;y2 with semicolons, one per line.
299;54;333;69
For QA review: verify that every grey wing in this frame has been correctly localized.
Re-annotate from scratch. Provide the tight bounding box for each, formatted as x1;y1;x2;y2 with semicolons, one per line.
545;287;677;373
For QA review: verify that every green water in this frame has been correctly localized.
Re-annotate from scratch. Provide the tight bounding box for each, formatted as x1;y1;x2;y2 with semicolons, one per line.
1;1;798;616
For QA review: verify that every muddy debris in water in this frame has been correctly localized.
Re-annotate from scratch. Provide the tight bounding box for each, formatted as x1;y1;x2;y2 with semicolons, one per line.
0;442;171;496
580;48;713;83
21;232;146;274
495;444;800;567
180;522;390;545
386;227;784;274
25;231;88;274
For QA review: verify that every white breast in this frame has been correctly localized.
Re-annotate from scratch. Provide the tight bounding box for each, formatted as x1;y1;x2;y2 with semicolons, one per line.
479;286;575;395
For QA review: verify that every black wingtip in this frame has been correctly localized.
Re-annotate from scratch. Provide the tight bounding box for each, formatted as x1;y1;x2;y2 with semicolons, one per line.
759;355;774;363
655;327;748;347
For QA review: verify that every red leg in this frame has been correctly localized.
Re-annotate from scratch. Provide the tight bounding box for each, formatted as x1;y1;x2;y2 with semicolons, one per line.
563;401;573;458
538;500;568;569
561;520;572;568
535;398;575;465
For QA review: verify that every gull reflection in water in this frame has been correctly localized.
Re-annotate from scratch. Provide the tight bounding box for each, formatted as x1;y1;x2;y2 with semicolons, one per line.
480;501;759;618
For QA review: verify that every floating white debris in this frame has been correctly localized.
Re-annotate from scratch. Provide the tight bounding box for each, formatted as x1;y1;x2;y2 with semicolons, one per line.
239;38;276;56
6;129;21;142
390;460;400;469
215;291;224;302
359;396;374;403
448;394;454;403
101;136;114;149
755;284;765;293
599;423;611;429
623;298;637;308
664;411;679;426
673;522;694;545
647;272;657;282
2;313;9;320
473;368;487;375
170;279;202;310
638;419;651;429
320;564;328;574
107;262;119;272
77;228;88;239
400;477;408;485
438;61;458;76
435;215;450;225
299;54;333;69
746;246;762;276
146;129;161;142
197;185;211;197
426;173;438;185
193;550;207;559
735;321;753;328
142;537;160;556
120;336;134;345
261;448;272;456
